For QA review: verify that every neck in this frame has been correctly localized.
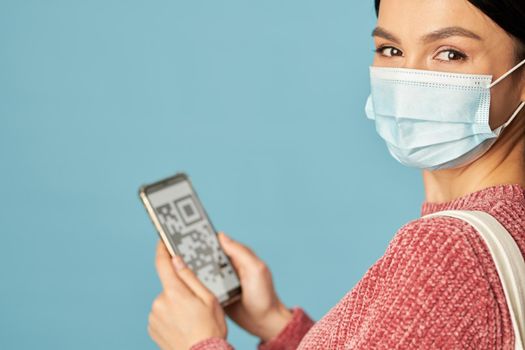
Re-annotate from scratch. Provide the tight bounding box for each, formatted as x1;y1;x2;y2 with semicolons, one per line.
422;114;525;204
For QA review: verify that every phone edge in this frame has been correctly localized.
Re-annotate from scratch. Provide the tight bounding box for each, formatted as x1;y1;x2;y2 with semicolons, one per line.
138;185;178;257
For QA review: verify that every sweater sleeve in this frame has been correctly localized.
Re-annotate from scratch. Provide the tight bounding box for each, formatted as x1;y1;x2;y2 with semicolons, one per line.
189;337;234;350
189;306;315;350
334;216;507;349
256;306;316;350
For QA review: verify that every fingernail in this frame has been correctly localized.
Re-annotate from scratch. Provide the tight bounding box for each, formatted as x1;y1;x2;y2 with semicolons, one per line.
172;256;186;270
221;232;231;241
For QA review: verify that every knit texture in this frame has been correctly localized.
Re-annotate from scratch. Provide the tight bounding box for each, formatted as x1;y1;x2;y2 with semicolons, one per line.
190;183;525;349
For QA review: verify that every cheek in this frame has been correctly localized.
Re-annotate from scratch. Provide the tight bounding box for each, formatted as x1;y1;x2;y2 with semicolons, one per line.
371;54;382;67
489;78;522;130
372;55;405;68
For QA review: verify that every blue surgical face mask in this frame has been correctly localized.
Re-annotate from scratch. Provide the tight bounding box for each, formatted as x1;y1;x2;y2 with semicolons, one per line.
365;59;525;170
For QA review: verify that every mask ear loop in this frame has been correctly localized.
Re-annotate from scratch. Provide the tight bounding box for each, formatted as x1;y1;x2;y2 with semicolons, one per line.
499;101;525;130
488;58;525;88
487;59;525;131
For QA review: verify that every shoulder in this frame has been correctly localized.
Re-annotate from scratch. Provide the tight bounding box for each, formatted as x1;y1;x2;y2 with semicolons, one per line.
304;215;506;348
375;214;501;319
321;215;504;348
393;212;515;348
379;213;504;323
361;215;502;347
380;215;483;272
394;214;475;246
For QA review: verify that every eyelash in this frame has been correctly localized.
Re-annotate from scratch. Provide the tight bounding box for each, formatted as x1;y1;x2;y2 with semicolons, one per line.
374;45;402;57
374;45;468;62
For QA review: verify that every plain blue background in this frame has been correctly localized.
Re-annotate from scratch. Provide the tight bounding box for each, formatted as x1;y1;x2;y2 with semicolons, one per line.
0;1;424;349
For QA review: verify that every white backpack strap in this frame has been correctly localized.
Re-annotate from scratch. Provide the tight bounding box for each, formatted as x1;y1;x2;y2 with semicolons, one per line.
421;210;525;350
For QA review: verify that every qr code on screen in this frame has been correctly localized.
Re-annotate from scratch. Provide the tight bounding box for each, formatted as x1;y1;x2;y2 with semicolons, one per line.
155;195;235;287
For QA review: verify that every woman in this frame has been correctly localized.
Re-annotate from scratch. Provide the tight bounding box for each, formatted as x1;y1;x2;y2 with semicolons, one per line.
147;0;525;348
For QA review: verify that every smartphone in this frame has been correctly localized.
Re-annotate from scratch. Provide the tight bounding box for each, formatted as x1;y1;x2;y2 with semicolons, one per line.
138;172;242;307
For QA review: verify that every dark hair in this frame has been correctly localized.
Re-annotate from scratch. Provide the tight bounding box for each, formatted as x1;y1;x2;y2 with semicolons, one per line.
374;0;525;62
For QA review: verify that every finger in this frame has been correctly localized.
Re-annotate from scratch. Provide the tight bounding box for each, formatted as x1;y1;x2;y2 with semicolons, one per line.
172;255;217;304
150;293;175;332
147;313;170;350
155;240;194;299
217;232;260;273
148;323;170;350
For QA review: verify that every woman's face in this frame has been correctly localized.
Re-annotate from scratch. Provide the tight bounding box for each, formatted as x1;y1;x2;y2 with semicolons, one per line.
372;0;525;130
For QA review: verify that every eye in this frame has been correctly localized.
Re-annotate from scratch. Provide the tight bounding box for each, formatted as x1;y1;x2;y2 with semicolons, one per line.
435;49;467;62
375;45;403;57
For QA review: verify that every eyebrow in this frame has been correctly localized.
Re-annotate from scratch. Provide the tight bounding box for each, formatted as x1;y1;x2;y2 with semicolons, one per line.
371;26;401;43
422;26;482;43
371;26;483;44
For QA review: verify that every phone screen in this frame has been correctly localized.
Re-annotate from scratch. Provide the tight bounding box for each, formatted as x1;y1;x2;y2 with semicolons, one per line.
143;175;241;305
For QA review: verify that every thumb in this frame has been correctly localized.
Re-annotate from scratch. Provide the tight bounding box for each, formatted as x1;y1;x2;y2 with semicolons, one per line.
218;232;260;272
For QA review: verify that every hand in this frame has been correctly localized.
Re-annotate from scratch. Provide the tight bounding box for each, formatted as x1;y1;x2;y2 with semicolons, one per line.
147;240;227;350
217;232;294;342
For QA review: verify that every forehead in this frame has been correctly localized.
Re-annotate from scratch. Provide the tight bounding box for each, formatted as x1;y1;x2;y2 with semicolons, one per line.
376;0;498;40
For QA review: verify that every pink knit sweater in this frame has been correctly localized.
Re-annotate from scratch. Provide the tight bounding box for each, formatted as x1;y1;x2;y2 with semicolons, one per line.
191;183;525;349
